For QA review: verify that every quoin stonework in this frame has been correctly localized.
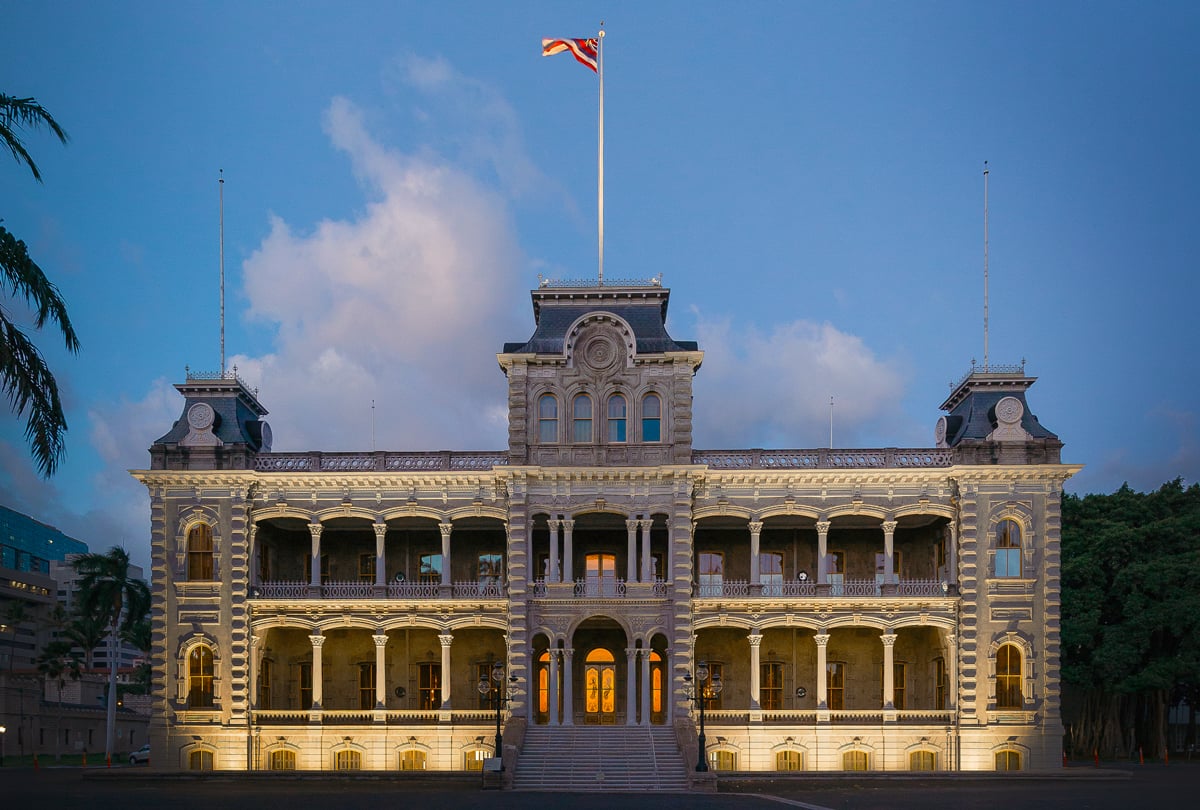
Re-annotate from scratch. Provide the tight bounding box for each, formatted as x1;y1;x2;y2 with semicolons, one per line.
133;279;1079;784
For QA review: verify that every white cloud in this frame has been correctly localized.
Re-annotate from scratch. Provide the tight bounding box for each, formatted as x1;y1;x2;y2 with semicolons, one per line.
689;312;910;449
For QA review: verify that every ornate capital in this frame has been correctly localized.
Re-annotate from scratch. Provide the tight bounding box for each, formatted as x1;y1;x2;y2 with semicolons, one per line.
747;633;763;647
437;633;454;648
638;519;653;532
438;523;453;540
562;519;575;533
880;633;897;647
748;521;763;536
815;521;831;535
308;523;323;539
309;634;325;648
373;523;388;540
881;520;898;535
547;518;562;532
373;634;388;648
626;519;640;533
814;633;830;647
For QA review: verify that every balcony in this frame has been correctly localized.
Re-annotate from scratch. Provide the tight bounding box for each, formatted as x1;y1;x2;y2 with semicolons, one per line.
530;578;671;599
252;580;507;600
694;578;949;599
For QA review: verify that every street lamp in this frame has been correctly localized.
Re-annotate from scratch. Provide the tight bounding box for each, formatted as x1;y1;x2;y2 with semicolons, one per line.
1;724;6;767
683;662;723;772
477;662;518;770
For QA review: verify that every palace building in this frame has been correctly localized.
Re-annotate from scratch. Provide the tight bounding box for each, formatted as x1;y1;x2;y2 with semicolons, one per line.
134;279;1078;785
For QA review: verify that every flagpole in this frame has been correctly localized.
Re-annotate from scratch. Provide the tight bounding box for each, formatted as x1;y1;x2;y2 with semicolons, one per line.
597;26;605;285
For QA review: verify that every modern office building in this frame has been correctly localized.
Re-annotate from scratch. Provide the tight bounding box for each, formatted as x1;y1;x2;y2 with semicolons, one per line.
134;279;1078;783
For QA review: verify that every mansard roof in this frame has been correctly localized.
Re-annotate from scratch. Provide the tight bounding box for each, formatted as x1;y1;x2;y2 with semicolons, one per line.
501;282;698;356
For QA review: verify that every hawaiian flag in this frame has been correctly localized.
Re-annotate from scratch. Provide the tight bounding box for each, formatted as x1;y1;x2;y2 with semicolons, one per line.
541;38;599;72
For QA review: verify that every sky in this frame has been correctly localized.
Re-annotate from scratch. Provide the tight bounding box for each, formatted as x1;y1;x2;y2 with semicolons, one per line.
2;1;1197;574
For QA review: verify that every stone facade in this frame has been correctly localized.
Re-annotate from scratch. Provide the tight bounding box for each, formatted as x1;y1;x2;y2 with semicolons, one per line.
133;281;1078;775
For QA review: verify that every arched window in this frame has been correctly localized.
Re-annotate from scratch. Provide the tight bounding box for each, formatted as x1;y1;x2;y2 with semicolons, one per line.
464;749;486;771
843;750;869;771
400;749;427;770
573;394;593;443
708;750;736;770
188;645;214;708
776;750;803;771
642;393;662;442
188;749;214;770
996;644;1023;709
910;750;936;770
335;749;362;770
607;394;627;442
995;749;1021;771
269;749;296;770
187;523;214;581
538;394;558;443
995;519;1022;578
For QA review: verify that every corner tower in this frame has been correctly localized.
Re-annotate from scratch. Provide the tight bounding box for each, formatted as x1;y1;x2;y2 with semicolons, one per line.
498;280;702;466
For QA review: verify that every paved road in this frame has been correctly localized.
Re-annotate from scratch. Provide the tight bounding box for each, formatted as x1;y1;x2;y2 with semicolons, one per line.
0;764;1193;810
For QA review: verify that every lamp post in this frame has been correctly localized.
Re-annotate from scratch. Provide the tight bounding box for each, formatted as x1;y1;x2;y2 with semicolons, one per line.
1;724;6;767
477;662;517;770
683;662;723;772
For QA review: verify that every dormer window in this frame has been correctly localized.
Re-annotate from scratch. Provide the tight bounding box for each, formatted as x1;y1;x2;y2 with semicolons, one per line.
573;394;593;442
607;394;627;442
642;393;662;442
538;394;559;443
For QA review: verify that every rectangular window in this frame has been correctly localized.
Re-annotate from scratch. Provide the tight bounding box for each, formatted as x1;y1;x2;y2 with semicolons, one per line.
760;551;783;596
573;395;593;443
298;662;313;710
761;662;784;710
419;553;442;584
607;396;627;442
359;662;375;710
478;553;503;587
702;662;724;710
995;547;1021;578
270;749;296;770
709;750;736;770
828;661;845;710
189;749;214;771
419;662;442;710
911;750;936;771
893;662;906;710
478;662;497;710
358;554;375;583
828;551;845;595
843;750;868;771
334;750;362;770
698;552;724;597
642;395;662;442
935;657;948;710
258;658;273;710
464;750;486;771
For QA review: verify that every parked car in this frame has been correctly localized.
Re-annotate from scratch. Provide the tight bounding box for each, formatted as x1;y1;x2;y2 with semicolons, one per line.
129;744;150;765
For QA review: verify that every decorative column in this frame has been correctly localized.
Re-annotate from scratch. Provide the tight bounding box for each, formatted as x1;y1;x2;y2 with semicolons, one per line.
438;633;453;710
626;519;640;582
562;648;575;725
945;633;958;711
640;518;653;582
373;523;388;589
882;520;898;594
248;523;259;587
748;521;763;595
308;523;323;590
373;634;388;711
881;632;897;712
547;649;559;725
626;648;638;724
816;521;830;586
309;634;325;716
249;635;262;709
946;524;959;588
748;632;763;711
814;633;829;713
641;649;652;724
547;519;561;584
562;519;575;585
438;523;453;587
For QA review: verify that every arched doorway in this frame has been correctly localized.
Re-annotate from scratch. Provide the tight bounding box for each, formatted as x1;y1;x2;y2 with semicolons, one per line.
584;648;617;724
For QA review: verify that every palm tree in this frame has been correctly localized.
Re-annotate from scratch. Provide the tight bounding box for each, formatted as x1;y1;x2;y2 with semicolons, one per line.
68;609;110;670
1;93;79;477
73;547;150;763
3;599;29;672
36;639;82;761
120;614;152;694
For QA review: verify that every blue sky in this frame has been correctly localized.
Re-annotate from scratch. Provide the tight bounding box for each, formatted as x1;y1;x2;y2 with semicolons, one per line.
3;2;1197;573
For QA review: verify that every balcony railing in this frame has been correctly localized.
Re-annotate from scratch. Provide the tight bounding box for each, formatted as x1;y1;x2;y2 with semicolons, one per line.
692;448;952;469
252;709;502;725
251;580;506;600
530;578;670;599
694;578;949;599
254;451;508;472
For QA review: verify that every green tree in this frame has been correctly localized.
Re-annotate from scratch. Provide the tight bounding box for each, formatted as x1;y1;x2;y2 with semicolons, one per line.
36;639;82;761
1;93;79;477
73;547;150;762
1061;479;1200;759
67;608;110;669
120;613;152;694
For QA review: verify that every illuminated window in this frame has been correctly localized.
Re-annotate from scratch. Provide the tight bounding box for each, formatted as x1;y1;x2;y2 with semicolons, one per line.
189;749;214;770
537;650;550;717
995;520;1022;578
187;524;214;581
359;662;375;710
573;394;593;442
607;394;627;442
464;749;486;771
709;750;736;770
910;750;936;770
584;648;616;721
188;645;214;708
761;662;784;710
698;551;723;596
827;661;845;710
776;750;803;771
650;650;664;719
419;662;441;710
642;393;662;442
478;662;498;710
701;661;724;710
269;749;296;770
843;750;869;771
335;749;362;770
538;394;558;443
995;750;1021;771
400;750;427;770
584;553;617;596
997;644;1023;709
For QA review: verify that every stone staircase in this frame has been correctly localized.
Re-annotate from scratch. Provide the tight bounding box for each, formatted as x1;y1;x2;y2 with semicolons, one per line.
512;724;689;791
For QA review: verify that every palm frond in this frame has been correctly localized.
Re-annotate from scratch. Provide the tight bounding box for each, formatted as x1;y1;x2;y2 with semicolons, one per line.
0;225;81;351
0;94;69;182
0;317;67;476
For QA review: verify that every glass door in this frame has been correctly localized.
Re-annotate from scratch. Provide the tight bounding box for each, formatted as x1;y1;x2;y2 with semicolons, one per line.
584;648;617;724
